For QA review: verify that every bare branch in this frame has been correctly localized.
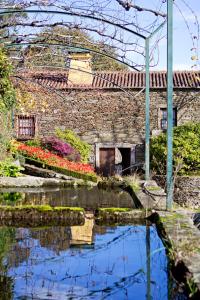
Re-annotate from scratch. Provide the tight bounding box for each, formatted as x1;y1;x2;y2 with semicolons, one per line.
115;0;166;18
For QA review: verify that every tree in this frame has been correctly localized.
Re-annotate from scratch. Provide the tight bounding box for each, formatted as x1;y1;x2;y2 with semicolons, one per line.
150;123;200;175
23;26;128;71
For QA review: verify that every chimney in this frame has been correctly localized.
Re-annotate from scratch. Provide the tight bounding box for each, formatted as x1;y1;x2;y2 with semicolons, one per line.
68;51;93;86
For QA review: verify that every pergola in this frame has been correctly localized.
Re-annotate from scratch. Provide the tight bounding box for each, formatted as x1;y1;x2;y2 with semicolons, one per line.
0;0;174;209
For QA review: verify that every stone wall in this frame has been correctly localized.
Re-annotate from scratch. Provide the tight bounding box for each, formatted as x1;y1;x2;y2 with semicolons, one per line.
154;175;200;209
14;89;200;164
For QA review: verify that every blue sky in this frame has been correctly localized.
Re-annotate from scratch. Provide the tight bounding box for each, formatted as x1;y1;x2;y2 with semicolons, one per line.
6;0;200;71
150;0;200;70
117;0;200;70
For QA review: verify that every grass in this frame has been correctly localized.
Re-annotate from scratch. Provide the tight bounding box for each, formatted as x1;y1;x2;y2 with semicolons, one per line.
123;174;141;192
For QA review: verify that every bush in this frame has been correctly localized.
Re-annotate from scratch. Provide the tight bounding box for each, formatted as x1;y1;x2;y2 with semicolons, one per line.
150;123;200;175
25;139;41;147
56;128;91;163
0;159;24;177
41;136;80;161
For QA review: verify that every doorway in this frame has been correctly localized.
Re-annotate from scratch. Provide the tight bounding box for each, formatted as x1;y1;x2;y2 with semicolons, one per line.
118;148;131;175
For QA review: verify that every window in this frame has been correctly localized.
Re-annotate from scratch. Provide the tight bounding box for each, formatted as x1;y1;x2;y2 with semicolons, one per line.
17;115;35;139
160;108;177;130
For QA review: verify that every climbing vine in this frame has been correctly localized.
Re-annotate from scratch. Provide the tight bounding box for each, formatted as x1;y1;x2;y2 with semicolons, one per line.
0;47;15;111
0;48;16;160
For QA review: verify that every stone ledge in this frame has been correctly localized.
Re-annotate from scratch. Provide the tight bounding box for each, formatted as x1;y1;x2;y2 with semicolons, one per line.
155;209;200;297
96;208;152;224
0;205;85;226
0;175;96;188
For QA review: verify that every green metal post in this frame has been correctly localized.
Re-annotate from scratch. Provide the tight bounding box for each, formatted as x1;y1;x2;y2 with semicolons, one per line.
145;38;150;180
166;0;174;210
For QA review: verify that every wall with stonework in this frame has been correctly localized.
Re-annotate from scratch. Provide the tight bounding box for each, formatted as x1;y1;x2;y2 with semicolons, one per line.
154;175;200;209
15;89;200;164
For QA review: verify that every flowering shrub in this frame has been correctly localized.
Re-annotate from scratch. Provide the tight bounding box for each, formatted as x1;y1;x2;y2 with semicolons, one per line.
16;142;95;176
56;128;91;163
41;136;74;157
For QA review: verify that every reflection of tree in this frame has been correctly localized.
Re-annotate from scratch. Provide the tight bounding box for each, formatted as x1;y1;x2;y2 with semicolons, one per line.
0;227;16;300
0;275;14;300
7;243;30;268
31;226;71;254
0;192;24;205
0;227;15;269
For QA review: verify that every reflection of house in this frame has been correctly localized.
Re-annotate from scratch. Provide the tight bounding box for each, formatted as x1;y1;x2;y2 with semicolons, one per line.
70;214;94;245
31;227;71;254
13;51;200;176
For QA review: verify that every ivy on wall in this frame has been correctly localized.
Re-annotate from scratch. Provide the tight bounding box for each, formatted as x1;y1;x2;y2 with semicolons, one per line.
0;47;16;160
0;47;15;111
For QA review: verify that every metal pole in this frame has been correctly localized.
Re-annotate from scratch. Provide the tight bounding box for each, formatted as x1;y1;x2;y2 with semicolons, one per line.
145;38;150;181
166;0;174;210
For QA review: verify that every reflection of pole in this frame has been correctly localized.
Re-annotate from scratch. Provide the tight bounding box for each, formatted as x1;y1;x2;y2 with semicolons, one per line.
166;0;174;210
146;221;151;300
145;38;150;181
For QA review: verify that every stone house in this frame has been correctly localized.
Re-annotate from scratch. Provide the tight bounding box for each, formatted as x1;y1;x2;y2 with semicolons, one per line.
13;52;200;175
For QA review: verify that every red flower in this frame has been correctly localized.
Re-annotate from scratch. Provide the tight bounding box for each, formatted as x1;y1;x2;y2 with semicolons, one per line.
17;143;95;175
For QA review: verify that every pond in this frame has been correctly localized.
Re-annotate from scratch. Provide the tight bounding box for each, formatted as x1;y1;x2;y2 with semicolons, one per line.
0;186;136;209
0;220;187;300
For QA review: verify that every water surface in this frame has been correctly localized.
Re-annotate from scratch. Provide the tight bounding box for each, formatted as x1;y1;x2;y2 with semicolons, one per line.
0;186;134;209
0;222;187;300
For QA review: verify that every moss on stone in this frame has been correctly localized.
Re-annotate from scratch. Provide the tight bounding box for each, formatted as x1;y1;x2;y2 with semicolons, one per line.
0;205;84;212
146;186;162;191
99;207;132;213
54;206;84;212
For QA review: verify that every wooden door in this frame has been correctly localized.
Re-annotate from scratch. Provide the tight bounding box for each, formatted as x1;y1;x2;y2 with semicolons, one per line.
99;148;115;177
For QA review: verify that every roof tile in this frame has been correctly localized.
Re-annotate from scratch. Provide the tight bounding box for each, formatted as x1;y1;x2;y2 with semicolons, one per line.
20;70;200;90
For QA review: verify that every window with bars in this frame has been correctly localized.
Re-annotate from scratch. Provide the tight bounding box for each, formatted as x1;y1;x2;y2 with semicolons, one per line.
17;115;35;139
160;108;177;130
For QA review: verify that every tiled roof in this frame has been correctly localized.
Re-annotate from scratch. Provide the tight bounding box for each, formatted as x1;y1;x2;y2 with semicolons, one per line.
23;70;200;90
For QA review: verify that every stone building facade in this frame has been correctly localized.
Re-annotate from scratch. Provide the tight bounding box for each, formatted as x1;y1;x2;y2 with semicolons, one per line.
13;53;200;175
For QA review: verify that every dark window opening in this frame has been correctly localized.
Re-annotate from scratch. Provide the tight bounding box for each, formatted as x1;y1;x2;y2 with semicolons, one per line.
118;148;131;176
17;115;35;139
160;108;177;130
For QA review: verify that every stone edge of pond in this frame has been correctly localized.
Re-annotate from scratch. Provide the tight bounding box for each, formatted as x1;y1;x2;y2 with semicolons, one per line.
0;176;97;188
0;205;85;226
95;208;152;224
98;178;167;210
150;210;200;299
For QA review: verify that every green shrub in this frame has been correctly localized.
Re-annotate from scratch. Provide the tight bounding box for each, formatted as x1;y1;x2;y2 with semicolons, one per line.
0;159;24;177
55;128;91;163
25;139;41;147
150;123;200;175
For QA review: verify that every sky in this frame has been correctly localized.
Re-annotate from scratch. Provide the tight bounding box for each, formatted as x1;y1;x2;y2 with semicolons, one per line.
116;0;200;71
3;0;200;71
150;0;200;70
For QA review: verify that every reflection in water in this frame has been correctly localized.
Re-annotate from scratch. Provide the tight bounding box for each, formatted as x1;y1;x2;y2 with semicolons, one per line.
0;186;134;209
71;213;94;245
0;223;187;300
